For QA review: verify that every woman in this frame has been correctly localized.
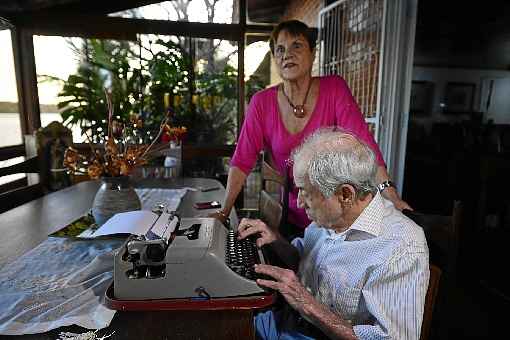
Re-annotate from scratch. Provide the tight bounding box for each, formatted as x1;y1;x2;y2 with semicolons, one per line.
211;20;410;237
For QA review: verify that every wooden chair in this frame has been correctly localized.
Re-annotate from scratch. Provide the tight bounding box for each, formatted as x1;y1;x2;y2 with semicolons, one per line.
34;121;73;191
0;155;44;213
0;121;74;213
403;201;462;287
259;190;283;232
420;264;442;340
261;158;290;236
477;155;510;231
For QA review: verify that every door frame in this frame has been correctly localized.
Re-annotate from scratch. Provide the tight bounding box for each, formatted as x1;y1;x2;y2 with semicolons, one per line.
377;0;418;194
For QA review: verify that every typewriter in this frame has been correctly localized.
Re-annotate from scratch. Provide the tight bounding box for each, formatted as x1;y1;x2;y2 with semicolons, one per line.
113;213;269;300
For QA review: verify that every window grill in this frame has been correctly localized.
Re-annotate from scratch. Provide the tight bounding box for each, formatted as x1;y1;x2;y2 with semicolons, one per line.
318;0;383;139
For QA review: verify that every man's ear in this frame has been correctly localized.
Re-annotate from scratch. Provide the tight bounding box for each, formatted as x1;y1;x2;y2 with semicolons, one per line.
336;184;355;204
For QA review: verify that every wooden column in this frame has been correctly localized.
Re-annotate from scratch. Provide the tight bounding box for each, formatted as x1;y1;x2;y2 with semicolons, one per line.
237;0;247;136
11;27;41;135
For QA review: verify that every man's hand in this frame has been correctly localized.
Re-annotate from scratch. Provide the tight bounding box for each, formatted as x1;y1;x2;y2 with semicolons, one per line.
254;264;317;315
255;264;358;340
237;218;278;247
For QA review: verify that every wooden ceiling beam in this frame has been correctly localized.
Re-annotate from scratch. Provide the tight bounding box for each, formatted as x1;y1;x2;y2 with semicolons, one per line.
0;0;161;17
246;24;275;34
0;16;14;30
14;15;244;41
23;0;162;17
0;0;81;12
247;0;288;23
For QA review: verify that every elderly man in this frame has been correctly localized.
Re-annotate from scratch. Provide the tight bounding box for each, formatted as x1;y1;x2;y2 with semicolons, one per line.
238;128;429;340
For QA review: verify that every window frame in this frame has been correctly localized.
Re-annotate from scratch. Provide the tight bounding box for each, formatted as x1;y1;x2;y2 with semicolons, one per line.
0;0;275;186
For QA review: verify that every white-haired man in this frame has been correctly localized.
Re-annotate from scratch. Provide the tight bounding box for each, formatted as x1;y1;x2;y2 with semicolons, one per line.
238;128;429;339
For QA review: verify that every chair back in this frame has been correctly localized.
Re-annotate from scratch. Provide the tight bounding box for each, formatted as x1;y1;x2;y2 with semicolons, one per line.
403;200;462;285
477;155;510;230
0;121;74;213
0;156;44;213
259;190;283;232
261;157;290;236
0;156;40;178
420;264;442;340
35;121;73;191
261;159;286;191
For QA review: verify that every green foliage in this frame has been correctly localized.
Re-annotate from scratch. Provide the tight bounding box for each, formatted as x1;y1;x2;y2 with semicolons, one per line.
144;38;191;129
52;36;263;146
55;39;150;142
173;64;238;145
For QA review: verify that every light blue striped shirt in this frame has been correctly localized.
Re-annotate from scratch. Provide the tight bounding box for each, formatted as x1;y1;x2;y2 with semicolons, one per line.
293;192;429;339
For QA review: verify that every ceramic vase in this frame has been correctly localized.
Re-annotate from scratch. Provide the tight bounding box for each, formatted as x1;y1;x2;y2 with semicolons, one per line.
91;176;141;225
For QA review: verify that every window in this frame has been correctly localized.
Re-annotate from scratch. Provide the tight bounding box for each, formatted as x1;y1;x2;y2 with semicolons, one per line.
109;1;237;24
0;29;22;147
33;35;83;142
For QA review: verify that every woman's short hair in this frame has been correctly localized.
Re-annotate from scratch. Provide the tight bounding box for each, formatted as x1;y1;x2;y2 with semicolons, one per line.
291;127;378;199
269;20;317;55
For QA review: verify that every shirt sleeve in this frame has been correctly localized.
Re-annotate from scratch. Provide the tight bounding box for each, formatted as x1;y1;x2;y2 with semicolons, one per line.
291;237;304;256
230;92;266;175
353;246;429;340
333;76;386;167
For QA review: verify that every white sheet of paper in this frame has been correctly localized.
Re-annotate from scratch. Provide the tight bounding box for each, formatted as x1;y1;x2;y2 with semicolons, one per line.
150;212;178;238
91;210;158;237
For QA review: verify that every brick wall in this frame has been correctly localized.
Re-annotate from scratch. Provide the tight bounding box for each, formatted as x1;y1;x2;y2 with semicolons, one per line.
282;0;323;27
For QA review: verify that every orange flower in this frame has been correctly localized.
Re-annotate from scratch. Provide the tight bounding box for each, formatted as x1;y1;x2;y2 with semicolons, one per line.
87;161;104;179
105;138;118;155
63;147;79;171
165;126;187;142
62;90;175;179
129;114;143;128
111;120;123;138
119;159;131;176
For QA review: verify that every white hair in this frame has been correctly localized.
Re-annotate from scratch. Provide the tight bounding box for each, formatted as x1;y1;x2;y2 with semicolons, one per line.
291;127;378;199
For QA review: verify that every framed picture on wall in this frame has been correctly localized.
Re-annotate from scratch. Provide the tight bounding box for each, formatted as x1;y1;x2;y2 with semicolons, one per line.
444;82;476;114
410;81;434;115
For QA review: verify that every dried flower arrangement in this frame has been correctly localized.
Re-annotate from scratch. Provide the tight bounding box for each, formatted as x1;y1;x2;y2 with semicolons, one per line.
161;125;187;144
63;89;186;179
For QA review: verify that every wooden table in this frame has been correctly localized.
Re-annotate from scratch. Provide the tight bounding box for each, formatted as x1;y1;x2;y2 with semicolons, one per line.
0;178;255;340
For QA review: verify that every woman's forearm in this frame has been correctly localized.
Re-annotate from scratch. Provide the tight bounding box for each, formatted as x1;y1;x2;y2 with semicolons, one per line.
221;166;248;215
375;165;412;210
375;165;390;184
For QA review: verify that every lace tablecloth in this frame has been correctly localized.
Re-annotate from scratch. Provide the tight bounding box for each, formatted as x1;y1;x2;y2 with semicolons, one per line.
0;187;191;335
0;237;123;335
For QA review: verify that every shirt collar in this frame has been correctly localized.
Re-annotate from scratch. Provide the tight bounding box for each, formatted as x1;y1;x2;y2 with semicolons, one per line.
347;191;384;238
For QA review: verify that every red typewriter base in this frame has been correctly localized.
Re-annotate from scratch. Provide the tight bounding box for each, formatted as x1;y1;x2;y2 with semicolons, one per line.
104;283;277;311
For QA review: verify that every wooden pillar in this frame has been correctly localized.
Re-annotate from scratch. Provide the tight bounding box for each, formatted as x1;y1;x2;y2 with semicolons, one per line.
11;27;41;135
233;0;247;210
237;0;246;136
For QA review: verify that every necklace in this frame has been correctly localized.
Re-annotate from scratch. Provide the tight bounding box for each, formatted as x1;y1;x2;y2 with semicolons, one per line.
281;79;313;118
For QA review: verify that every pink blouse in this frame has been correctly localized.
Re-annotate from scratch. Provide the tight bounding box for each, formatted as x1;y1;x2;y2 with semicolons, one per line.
231;75;385;229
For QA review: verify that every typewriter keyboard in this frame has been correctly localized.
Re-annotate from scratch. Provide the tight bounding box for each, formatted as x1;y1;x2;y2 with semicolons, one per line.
225;229;263;280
